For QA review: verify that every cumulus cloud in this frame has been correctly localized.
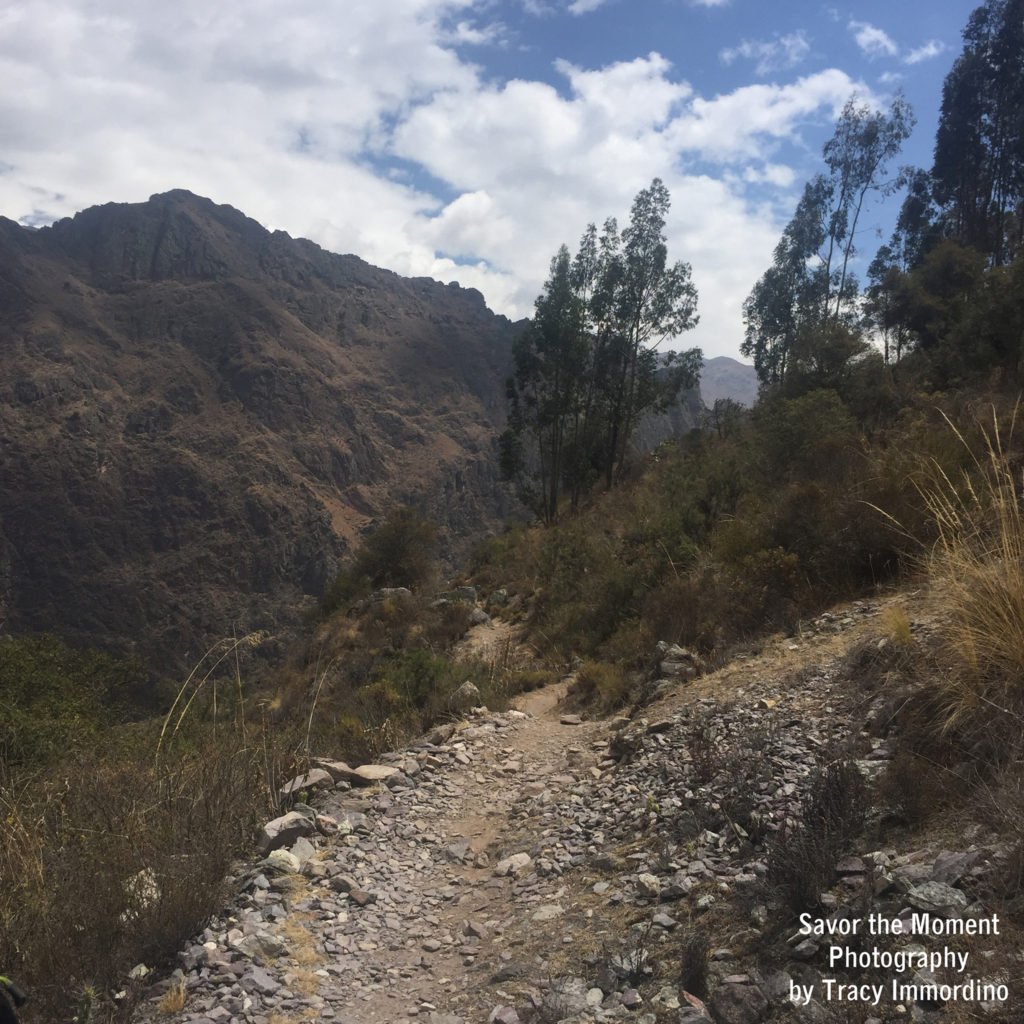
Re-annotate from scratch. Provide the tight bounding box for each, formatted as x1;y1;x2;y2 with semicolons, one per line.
849;20;899;59
0;0;881;358
905;40;945;64
669;69;867;161
720;31;811;75
568;0;610;14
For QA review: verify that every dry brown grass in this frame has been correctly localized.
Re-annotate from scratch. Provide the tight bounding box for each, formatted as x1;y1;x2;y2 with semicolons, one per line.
916;406;1024;735
880;604;913;646
285;967;323;997
280;911;322;968
157;978;188;1015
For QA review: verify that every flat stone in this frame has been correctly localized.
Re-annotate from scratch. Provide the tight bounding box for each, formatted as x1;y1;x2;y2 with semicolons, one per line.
531;904;564;922
279;767;334;801
906;881;970;917
352;764;401;785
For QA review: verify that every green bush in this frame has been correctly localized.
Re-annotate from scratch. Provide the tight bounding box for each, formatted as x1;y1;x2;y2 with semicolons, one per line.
0;634;149;777
321;506;439;614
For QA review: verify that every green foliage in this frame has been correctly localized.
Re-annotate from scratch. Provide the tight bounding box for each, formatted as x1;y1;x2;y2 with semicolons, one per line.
0;634;149;776
321;506;439;614
933;0;1024;265
502;179;701;520
743;94;914;389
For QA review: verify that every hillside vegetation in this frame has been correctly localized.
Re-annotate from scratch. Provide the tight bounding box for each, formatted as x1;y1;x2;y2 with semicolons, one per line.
5;1;1024;1020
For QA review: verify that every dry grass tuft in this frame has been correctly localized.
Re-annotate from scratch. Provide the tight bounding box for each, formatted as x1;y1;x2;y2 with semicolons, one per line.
286;967;323;997
918;406;1024;737
880;604;913;646
157;978;188;1015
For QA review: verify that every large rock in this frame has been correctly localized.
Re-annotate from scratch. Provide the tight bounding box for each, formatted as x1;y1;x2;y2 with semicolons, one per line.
707;982;769;1024
351;764;402;785
451;680;482;708
278;767;333;802
258;810;316;854
313;758;359;784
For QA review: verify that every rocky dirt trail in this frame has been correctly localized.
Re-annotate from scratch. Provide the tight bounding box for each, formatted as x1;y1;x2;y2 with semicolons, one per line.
135;586;1018;1024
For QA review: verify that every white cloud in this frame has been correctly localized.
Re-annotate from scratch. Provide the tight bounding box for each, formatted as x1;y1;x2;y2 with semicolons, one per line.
568;0;610;14
443;19;507;46
849;20;899;59
720;31;811;75
669;69;868;161
742;163;797;187
691;0;729;7
905;40;945;65
0;0;883;359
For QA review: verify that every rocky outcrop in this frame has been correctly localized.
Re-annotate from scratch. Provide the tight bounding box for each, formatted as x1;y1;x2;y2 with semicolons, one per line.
0;191;523;672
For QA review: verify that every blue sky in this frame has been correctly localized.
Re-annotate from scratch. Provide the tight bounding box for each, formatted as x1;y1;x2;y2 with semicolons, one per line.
0;0;980;359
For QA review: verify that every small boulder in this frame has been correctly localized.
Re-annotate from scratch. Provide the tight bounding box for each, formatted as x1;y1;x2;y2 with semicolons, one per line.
451;680;482;708
351;764;401;785
258;810;316;855
278;767;333;803
494;852;533;878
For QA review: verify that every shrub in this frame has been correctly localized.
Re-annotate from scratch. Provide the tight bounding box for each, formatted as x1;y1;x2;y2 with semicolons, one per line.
0;732;271;1023
571;659;630;712
767;757;868;915
675;924;711;998
321;506;439;614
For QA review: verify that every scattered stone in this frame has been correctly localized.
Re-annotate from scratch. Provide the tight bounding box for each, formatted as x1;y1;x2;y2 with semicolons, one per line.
494;853;533;878
258;810;316;855
351;764;401;785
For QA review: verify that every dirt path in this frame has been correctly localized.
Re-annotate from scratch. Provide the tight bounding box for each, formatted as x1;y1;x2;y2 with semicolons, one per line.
139;587;949;1024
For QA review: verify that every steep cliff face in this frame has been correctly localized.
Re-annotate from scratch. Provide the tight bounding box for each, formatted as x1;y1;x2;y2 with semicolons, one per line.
0;191;520;672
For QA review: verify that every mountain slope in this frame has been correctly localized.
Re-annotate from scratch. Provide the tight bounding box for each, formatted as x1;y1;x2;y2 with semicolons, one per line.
700;355;758;408
0;190;521;673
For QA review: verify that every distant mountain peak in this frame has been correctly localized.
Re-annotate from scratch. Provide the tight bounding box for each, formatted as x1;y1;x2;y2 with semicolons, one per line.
701;355;758;408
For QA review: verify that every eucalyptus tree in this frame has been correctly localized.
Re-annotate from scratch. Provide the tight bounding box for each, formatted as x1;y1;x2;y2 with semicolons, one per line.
499;245;588;524
593;179;701;487
500;180;701;521
933;0;1024;264
742;94;914;388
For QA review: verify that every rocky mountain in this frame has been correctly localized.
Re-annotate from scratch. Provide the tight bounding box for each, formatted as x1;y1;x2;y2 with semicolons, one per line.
700;355;758;408
0;190;524;673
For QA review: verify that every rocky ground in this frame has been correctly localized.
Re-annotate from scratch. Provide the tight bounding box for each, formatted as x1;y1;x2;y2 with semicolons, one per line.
132;589;1022;1024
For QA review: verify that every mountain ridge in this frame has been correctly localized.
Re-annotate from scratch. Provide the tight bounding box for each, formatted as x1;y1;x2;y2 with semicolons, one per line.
0;189;704;675
0;190;522;673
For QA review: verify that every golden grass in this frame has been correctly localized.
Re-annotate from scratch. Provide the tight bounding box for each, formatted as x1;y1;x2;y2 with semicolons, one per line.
280;912;322;968
880;604;913;646
916;405;1024;729
285;967;322;997
157;978;187;1015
